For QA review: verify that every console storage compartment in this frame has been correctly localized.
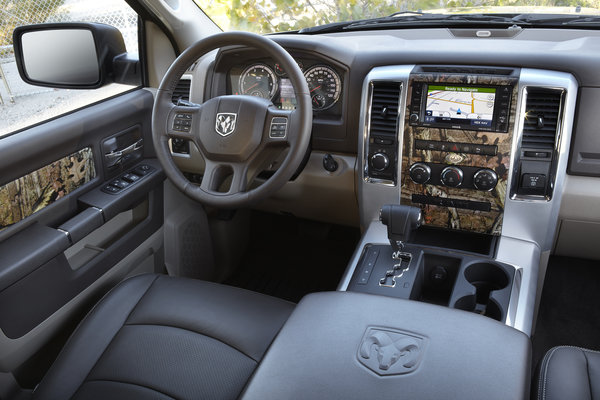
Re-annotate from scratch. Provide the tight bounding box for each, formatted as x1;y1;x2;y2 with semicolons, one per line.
241;291;531;400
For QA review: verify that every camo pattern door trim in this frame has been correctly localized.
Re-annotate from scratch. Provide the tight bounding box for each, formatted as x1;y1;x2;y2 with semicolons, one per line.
0;148;95;230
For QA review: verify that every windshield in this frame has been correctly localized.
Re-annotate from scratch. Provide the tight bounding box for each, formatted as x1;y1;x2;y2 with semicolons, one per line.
194;0;600;33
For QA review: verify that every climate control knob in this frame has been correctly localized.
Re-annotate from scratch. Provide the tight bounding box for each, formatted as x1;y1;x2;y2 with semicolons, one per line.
440;166;464;187
370;153;390;172
473;168;498;191
409;162;431;184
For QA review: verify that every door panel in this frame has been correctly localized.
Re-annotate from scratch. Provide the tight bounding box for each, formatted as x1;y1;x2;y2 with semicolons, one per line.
0;89;164;371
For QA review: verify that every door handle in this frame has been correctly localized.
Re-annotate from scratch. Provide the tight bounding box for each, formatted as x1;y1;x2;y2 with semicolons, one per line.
104;139;143;166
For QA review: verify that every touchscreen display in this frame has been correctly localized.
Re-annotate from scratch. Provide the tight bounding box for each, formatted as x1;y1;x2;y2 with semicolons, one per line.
424;85;496;128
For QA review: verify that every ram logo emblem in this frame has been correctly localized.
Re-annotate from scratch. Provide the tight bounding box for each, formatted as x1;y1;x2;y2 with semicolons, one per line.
357;327;426;376
215;113;237;137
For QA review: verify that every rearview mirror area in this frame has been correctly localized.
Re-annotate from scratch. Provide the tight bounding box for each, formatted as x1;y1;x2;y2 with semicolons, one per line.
13;23;131;89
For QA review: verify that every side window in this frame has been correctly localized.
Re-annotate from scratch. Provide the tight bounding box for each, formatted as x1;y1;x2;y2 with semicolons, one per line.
0;0;139;137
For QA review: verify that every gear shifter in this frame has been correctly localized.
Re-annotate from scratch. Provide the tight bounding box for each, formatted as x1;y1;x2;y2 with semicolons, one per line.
379;204;422;254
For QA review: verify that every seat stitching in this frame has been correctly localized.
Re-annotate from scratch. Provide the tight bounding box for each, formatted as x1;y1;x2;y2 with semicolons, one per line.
583;350;594;400
540;346;561;400
539;346;600;400
123;322;260;363
70;275;161;400
82;378;180;400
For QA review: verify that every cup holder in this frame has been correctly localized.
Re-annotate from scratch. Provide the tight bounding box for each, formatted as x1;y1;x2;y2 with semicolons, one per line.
454;262;510;321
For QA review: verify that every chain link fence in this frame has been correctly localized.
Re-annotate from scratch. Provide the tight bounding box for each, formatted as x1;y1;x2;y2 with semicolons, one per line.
0;0;138;104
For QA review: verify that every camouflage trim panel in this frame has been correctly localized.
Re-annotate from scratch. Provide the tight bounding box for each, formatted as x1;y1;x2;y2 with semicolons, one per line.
0;148;95;230
401;73;518;235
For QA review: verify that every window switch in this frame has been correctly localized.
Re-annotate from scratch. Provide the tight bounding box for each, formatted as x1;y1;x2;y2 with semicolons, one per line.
122;173;140;183
111;179;130;189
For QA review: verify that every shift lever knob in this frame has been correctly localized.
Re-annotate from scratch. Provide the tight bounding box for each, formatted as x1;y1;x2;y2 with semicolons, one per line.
380;204;422;252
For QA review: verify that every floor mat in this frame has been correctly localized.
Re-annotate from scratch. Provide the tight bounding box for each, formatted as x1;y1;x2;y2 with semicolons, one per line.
225;212;360;303
532;255;600;369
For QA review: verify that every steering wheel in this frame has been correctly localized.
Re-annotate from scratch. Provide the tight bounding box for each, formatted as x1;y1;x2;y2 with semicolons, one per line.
152;32;312;208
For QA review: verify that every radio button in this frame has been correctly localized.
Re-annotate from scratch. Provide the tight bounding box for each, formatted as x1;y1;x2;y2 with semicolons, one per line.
409;113;420;123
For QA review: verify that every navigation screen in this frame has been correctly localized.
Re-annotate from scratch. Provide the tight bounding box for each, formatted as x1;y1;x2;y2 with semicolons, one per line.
424;85;496;128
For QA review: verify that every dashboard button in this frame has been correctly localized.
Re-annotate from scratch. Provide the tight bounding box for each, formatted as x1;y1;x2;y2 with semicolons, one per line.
409;163;431;184
473;169;498;191
440;166;464;187
370;153;389;172
522;173;546;189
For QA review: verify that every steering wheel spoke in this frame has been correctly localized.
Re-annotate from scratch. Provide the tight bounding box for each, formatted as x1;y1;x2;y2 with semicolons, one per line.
200;160;248;195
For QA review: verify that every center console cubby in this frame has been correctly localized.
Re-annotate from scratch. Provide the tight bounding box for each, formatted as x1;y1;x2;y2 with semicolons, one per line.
348;244;515;322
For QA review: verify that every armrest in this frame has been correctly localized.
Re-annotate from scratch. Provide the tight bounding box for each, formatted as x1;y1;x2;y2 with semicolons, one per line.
242;291;530;400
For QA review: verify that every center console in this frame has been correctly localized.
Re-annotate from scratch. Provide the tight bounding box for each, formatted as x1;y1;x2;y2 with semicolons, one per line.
241;291;531;400
348;65;578;335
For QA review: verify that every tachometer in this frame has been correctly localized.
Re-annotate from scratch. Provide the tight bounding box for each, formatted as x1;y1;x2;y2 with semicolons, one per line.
303;65;341;111
239;63;277;100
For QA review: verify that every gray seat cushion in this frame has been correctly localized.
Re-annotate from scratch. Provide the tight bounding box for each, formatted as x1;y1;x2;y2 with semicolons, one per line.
537;346;600;400
32;274;294;400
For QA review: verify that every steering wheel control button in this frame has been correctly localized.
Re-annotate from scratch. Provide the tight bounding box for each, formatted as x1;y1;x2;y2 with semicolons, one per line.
440;166;464;187
173;113;193;132
269;117;288;138
370;153;389;172
409;162;431;184
473;169;498;191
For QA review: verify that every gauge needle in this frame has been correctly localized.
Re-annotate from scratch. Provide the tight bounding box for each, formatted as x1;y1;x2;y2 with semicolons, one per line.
246;82;259;91
310;85;322;92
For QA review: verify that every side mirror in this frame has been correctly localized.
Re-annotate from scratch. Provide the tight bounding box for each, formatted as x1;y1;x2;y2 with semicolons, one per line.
13;23;137;89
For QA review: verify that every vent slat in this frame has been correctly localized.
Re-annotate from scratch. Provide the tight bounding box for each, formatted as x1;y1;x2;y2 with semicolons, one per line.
172;79;191;104
521;88;562;150
369;82;400;138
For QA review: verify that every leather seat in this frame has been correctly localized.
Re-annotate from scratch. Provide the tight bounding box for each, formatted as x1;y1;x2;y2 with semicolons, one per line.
32;274;294;400
536;346;600;400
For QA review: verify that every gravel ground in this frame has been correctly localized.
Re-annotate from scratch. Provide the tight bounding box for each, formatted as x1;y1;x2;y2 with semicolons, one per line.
0;61;135;137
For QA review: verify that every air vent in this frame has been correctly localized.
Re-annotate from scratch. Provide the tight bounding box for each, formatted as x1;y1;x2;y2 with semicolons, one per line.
172;78;191;104
522;88;563;150
369;82;401;138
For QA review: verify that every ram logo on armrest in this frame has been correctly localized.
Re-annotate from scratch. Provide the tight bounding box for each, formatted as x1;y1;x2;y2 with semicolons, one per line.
357;327;426;376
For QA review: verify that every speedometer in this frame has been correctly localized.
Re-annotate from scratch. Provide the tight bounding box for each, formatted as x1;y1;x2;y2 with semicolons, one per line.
303;65;341;111
239;63;277;100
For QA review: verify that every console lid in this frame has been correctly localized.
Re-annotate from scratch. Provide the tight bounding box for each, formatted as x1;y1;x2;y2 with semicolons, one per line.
241;291;530;400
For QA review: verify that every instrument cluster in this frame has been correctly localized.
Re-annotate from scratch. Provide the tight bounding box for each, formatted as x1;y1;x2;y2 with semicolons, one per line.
229;60;342;112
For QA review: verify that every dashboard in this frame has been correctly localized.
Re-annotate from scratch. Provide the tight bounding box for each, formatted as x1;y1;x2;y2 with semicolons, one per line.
177;27;600;258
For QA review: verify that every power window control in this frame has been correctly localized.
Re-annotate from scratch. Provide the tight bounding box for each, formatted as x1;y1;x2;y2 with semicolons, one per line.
122;173;140;183
111;179;130;189
102;185;120;194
